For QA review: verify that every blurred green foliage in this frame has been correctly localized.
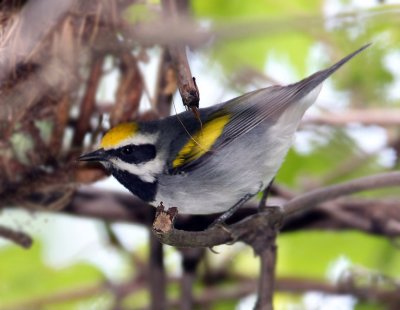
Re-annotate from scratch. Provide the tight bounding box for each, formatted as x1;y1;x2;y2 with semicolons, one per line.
0;243;105;309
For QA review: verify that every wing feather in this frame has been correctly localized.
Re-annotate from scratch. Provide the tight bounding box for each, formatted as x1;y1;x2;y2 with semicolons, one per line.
170;44;370;173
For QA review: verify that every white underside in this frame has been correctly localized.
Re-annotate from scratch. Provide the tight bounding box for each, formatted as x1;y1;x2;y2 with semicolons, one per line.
153;85;322;214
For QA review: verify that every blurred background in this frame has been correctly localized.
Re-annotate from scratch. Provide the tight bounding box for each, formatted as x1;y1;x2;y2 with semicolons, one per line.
0;0;400;309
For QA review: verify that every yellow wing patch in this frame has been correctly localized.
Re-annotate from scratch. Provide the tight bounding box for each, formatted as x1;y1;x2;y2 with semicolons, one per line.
100;122;138;149
172;114;230;168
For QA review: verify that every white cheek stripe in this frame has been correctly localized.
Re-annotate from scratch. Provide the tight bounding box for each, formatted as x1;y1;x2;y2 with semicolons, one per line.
111;155;164;183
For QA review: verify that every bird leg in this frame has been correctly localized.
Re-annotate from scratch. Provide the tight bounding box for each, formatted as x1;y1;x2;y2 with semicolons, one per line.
207;180;274;230
207;193;254;229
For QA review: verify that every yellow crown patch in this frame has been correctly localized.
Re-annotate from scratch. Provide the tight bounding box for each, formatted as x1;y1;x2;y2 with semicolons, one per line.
100;122;138;149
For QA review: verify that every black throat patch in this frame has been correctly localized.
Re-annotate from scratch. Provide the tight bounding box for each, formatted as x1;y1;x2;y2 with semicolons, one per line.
111;168;157;202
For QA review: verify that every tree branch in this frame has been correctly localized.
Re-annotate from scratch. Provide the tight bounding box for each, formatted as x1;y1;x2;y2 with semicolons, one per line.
304;109;400;127
0;225;33;249
255;181;277;310
153;206;284;252
154;49;176;118
161;0;199;112
110;52;143;126
149;231;167;310
33;184;393;238
284;171;400;216
179;248;204;310
151;172;400;248
73;54;104;146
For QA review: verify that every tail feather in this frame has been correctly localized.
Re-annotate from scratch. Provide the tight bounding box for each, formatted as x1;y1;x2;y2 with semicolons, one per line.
204;43;371;153
289;43;371;98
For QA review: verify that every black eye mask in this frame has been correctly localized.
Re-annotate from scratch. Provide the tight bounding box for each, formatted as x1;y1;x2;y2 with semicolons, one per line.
108;144;156;164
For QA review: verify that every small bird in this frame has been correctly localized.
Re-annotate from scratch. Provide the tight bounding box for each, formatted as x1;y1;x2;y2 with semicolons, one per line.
79;44;370;222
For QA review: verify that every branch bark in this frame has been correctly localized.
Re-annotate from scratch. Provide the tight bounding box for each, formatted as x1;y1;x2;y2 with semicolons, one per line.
40;185;396;238
304;109;400;127
161;0;199;111
284;171;400;216
154;49;176;118
179;248;204;310
73;54;104;146
152;171;400;248
0;225;33;249
110;52;143;126
149;231;167;310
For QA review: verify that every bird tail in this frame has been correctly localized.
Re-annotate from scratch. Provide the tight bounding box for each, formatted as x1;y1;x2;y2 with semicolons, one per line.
289;43;371;98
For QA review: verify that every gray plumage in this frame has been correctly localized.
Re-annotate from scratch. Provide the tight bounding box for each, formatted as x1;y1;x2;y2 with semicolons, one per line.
80;44;370;215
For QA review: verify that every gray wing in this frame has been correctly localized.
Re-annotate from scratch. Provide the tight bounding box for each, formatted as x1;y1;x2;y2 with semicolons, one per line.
167;43;370;172
214;43;371;149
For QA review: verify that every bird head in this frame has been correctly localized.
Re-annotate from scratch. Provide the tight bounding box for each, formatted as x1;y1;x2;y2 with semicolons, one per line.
79;122;163;184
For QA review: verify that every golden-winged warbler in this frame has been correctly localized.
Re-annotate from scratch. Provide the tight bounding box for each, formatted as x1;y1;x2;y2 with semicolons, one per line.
79;44;370;221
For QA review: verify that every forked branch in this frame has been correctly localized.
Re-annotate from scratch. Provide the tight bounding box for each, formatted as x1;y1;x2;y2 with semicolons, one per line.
153;171;400;248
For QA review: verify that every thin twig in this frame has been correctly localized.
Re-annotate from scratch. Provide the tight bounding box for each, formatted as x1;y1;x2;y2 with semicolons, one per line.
110;52;143;126
161;0;199;112
153;171;400;248
255;180;277;310
304;109;400;127
0;224;33;249
179;248;204;310
149;230;167;310
48;186;399;237
284;171;400;216
154;49;176;118
73;54;104;146
50;94;71;156
153;205;284;252
0;279;145;310
254;228;277;310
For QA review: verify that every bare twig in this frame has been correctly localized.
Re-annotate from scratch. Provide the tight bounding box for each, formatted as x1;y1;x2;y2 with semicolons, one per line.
254;226;278;310
153;206;284;252
4;274;399;310
161;0;200;112
255;181;277;310
179;248;204;310
153;171;400;248
110;52;143;126
73;54;104;146
50;94;71;156
126;10;399;48
149;230;167;310
149;275;400;309
284;171;400;216
42;186;395;237
154;49;176;118
304;109;400;127
0;278;145;310
0;224;33;249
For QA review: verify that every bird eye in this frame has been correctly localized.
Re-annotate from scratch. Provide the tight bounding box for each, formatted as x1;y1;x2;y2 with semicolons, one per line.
121;145;134;156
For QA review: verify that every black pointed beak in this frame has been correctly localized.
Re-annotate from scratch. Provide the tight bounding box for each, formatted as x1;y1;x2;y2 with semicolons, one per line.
78;149;107;162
